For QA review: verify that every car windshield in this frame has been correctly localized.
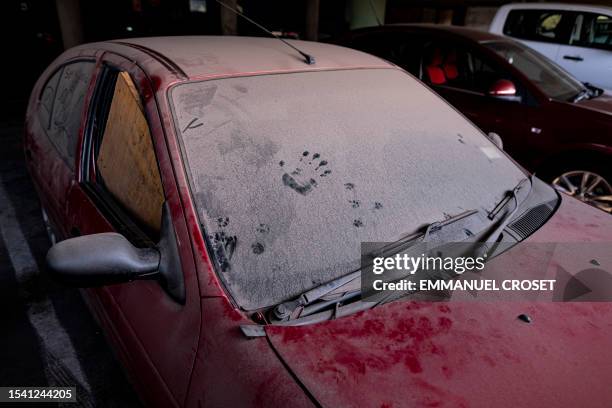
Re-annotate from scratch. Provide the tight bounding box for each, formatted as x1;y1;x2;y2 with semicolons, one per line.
483;40;585;101
170;68;526;311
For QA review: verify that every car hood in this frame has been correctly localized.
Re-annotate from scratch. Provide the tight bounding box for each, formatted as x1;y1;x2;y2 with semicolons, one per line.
265;195;612;407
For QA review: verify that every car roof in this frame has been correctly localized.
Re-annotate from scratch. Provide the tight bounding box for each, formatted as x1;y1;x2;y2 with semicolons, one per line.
107;36;393;80
498;3;612;14
351;23;507;43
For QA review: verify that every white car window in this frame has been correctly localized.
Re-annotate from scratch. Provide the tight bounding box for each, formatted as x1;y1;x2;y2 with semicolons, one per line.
503;9;569;45
570;13;612;51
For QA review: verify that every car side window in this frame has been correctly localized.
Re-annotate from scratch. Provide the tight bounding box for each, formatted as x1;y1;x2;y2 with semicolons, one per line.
38;69;61;130
44;61;95;169
92;70;165;240
504;9;569;44
422;42;520;96
570;13;612;51
350;32;424;76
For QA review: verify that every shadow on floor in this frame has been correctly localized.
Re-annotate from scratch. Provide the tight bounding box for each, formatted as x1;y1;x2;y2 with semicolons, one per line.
0;117;141;407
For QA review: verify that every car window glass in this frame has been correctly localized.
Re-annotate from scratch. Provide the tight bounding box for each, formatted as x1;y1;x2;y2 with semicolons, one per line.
351;32;423;75
95;71;164;237
422;42;515;95
48;61;95;169
39;69;61;130
570;13;612;50
171;69;526;310
485;41;584;101
503;10;568;44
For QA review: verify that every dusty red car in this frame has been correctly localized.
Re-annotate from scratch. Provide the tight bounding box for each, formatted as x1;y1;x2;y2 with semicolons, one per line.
337;24;612;214
26;36;612;407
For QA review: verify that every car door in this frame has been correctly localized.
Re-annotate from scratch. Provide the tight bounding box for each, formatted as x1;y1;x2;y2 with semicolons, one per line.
418;38;533;159
501;9;573;65
65;52;200;407
557;11;612;89
26;60;96;238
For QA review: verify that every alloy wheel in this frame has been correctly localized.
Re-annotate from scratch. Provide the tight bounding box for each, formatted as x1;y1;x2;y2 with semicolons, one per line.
552;170;612;214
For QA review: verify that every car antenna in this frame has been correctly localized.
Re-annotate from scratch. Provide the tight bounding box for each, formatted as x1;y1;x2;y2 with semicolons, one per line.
368;0;382;26
214;0;316;65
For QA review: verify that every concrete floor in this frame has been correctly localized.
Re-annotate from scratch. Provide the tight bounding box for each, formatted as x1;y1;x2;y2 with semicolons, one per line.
0;115;141;407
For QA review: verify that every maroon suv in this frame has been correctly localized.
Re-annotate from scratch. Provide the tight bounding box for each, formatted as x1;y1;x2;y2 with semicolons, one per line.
338;24;612;213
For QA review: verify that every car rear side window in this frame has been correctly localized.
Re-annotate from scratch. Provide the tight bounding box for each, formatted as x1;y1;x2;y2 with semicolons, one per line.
43;61;95;169
38;70;61;130
503;9;569;44
570;13;612;51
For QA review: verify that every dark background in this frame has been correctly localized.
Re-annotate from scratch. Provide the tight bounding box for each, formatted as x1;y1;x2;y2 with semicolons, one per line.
3;0;611;120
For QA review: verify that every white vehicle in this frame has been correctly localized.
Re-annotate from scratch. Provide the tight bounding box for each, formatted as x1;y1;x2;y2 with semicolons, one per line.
490;3;612;89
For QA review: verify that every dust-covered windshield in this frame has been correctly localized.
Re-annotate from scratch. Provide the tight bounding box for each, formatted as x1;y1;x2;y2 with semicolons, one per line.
170;68;526;311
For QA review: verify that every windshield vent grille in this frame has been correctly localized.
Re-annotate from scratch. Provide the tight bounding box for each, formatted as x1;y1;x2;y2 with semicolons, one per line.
507;200;556;239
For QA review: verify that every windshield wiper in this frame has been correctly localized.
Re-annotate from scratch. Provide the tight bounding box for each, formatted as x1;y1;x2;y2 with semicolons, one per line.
475;175;532;258
572;88;590;103
269;209;479;322
373;175;533;309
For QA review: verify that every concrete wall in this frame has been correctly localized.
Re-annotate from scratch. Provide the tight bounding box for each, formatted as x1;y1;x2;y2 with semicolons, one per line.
464;6;499;31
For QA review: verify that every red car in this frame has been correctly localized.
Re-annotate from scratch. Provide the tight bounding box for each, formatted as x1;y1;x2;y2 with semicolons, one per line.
26;36;612;407
337;24;612;214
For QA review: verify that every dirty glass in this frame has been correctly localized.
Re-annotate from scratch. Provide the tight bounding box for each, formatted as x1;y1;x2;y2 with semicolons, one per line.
39;69;61;130
48;61;95;169
171;68;526;310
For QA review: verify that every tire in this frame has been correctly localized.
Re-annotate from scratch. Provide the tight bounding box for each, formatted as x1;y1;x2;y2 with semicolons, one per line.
539;159;612;214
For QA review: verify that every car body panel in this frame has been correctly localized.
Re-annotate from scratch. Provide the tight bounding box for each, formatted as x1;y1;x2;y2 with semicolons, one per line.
184;297;315;408
268;300;612;408
556;43;612;90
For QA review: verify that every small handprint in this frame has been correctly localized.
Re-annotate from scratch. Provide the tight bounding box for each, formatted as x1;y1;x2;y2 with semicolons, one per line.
280;151;332;195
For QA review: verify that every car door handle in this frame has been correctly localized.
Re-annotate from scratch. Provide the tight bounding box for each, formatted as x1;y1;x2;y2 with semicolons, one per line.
563;55;584;62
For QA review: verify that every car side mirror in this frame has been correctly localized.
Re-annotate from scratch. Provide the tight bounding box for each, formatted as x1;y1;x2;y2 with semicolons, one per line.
46;233;160;286
46;202;185;303
488;79;522;103
487;132;504;150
